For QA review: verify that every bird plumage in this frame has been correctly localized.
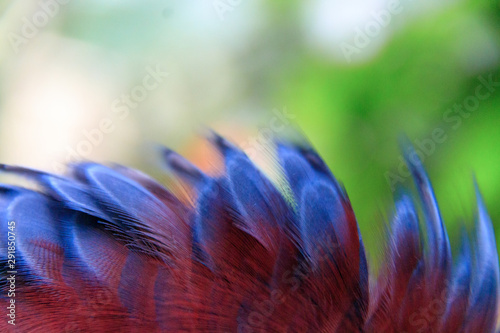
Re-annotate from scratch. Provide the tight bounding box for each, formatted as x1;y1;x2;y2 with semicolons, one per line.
0;135;497;332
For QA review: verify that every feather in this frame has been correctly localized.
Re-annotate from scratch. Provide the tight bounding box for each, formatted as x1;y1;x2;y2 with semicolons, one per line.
0;135;497;332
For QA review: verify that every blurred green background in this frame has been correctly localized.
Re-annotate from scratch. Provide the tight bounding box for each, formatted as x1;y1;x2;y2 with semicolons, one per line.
0;0;499;265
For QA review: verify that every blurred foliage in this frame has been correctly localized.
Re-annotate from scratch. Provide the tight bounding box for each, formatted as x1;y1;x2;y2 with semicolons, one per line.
273;1;500;262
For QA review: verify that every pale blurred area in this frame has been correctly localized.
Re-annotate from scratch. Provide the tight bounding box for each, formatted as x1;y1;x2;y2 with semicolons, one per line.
0;0;267;172
0;0;499;258
0;0;446;171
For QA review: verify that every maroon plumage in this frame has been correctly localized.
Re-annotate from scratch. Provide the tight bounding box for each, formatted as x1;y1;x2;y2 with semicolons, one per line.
0;135;497;332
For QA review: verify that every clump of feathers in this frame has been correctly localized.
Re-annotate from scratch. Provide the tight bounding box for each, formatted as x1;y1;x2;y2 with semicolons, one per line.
0;133;498;332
